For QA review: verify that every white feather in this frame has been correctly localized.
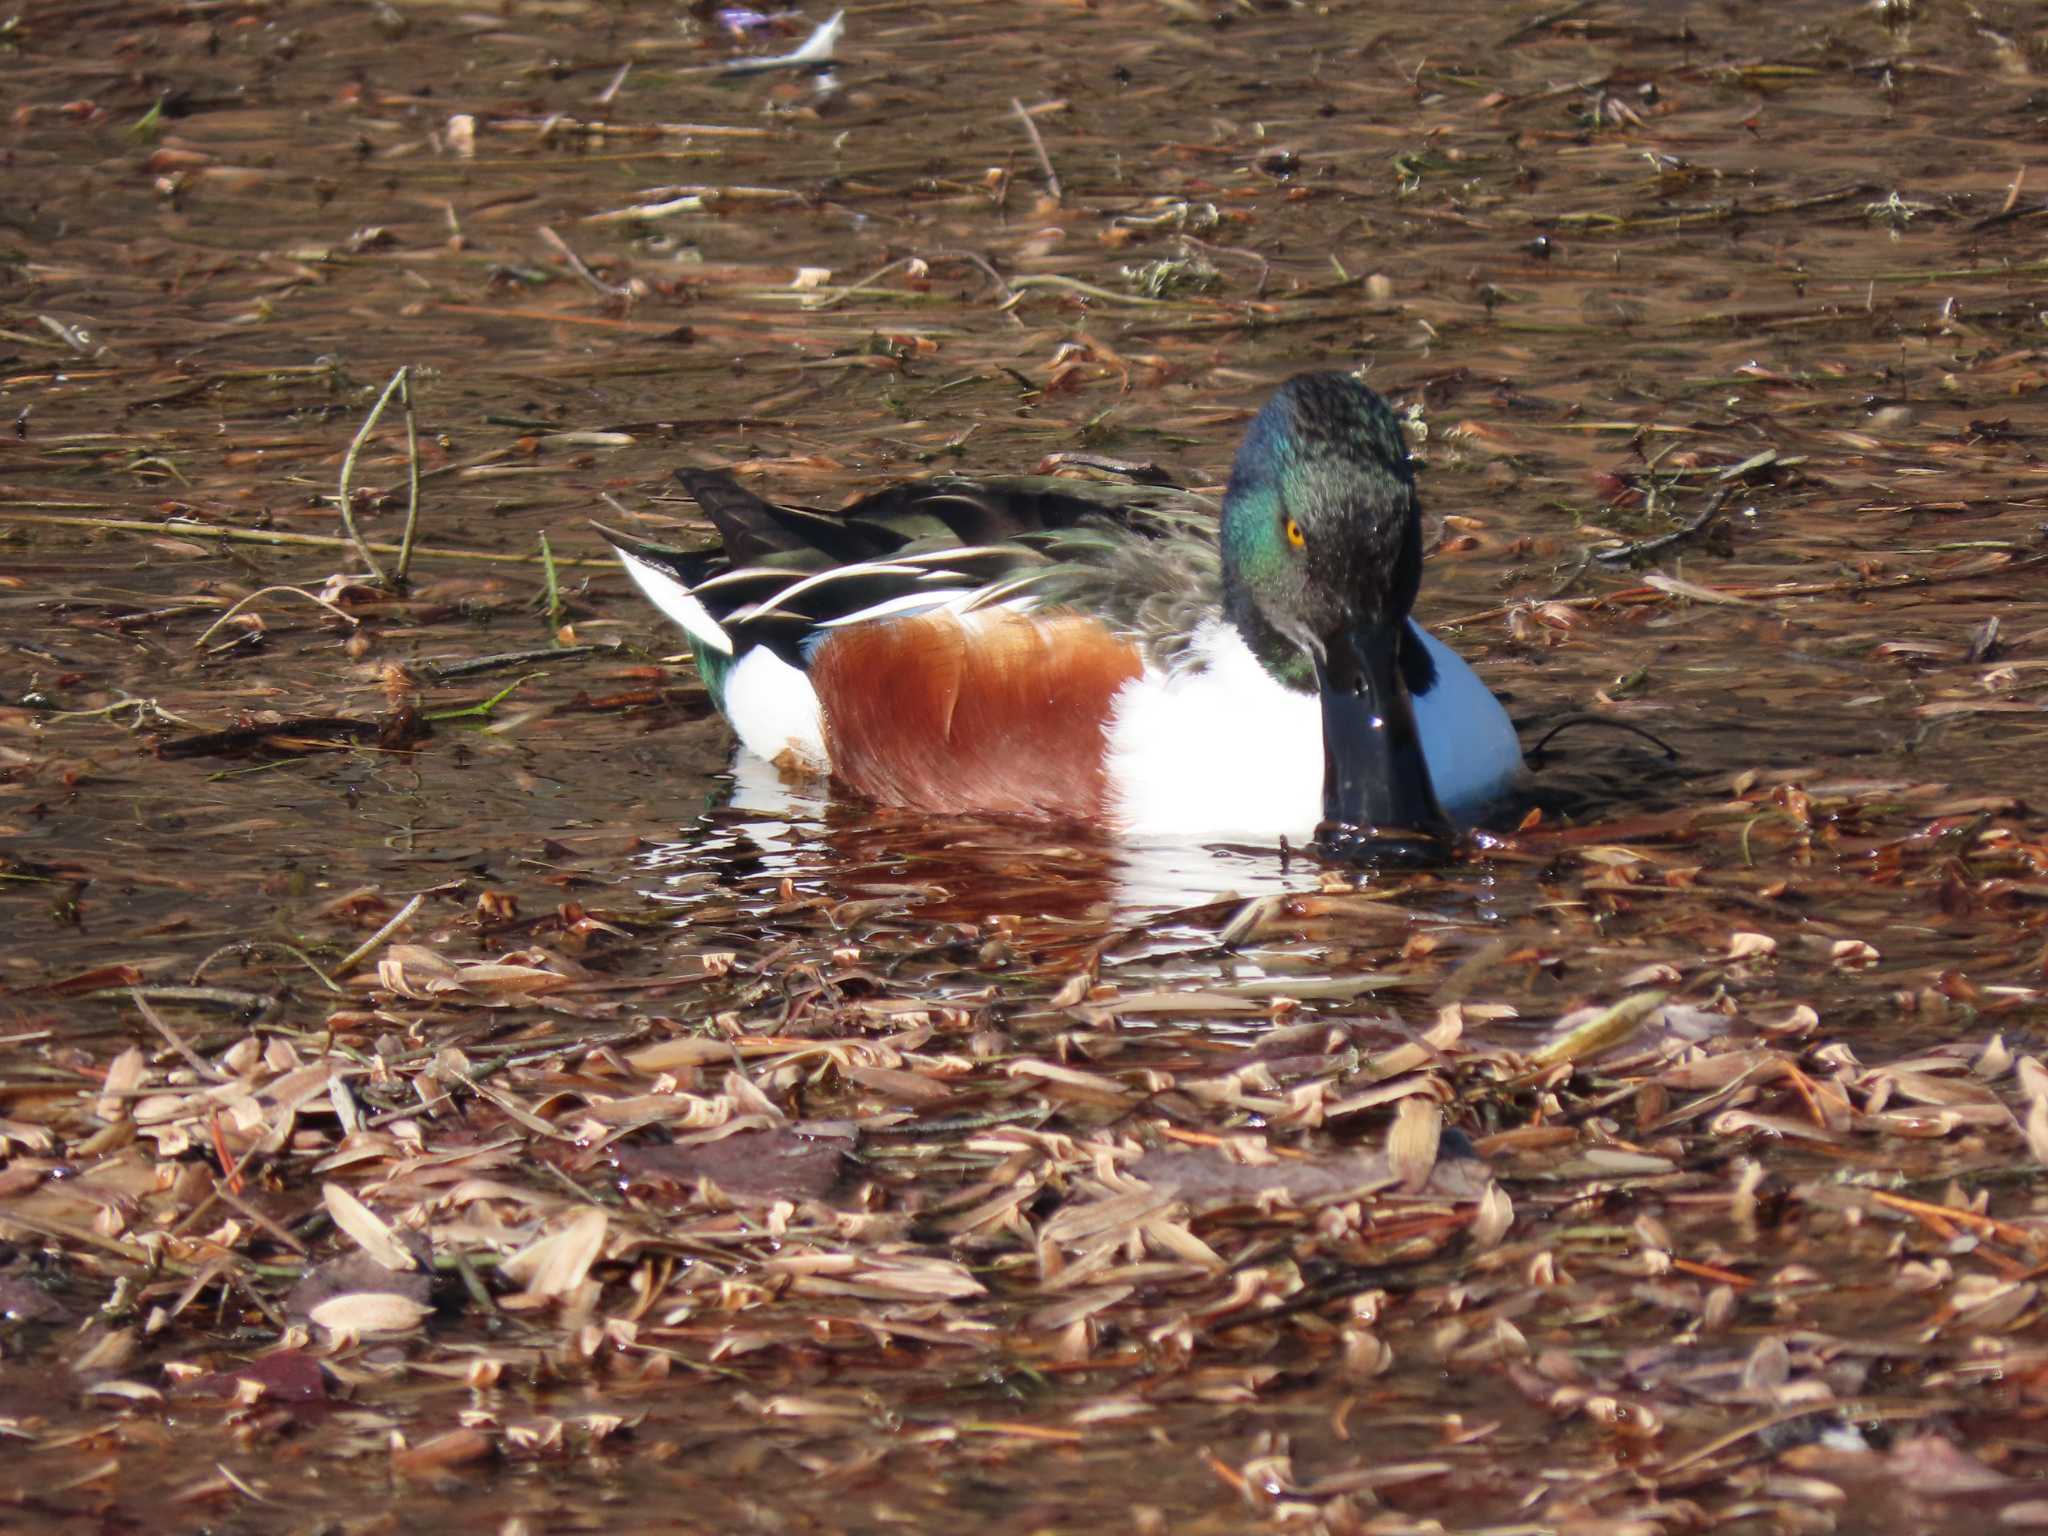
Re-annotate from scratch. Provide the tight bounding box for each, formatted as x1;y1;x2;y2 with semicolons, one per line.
722;645;827;772
740;561;929;621
613;550;732;655
822;589;972;628
893;544;1021;566
1103;621;1521;842
957;572;1052;611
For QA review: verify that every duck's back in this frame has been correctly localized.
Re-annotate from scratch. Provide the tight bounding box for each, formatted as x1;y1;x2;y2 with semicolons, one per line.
600;470;1221;810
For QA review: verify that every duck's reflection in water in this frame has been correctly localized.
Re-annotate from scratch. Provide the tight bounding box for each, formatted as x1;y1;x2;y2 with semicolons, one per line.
634;753;1329;933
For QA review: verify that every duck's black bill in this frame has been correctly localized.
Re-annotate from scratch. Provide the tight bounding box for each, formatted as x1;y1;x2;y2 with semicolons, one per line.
1313;623;1453;867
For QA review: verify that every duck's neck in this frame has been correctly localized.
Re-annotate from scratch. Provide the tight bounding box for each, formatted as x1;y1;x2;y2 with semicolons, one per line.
1222;575;1316;695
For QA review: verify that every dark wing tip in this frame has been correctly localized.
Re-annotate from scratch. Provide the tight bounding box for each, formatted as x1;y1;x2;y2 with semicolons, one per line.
672;466;747;499
590;519;721;587
589;519;638;553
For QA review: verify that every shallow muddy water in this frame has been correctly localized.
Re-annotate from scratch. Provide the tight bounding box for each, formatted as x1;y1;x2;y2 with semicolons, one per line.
6;0;2048;1531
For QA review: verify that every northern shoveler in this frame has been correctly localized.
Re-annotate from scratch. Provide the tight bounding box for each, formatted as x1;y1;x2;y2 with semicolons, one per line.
600;372;1522;857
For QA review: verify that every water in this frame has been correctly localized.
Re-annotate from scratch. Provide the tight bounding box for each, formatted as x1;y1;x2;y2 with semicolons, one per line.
5;0;2048;1529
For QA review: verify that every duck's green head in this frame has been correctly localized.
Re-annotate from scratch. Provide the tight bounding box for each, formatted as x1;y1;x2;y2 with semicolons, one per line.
1220;373;1422;678
1220;372;1448;851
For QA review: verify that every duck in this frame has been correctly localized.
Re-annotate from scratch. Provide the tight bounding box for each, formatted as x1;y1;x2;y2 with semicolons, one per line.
598;372;1522;857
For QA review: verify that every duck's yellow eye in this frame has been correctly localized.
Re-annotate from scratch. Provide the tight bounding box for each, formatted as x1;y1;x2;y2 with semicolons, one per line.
1284;517;1306;548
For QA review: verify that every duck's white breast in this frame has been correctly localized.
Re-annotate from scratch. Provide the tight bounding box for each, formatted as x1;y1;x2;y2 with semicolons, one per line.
1102;621;1521;842
1102;623;1324;841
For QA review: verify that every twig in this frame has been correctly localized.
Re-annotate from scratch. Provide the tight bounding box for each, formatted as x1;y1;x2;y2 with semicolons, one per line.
7;513;614;568
927;248;1014;303
1011;98;1062;203
1499;0;1599;47
421;643;624;680
1000;274;1170;308
804;255;928;312
1970;167;2039;232
335;893;425;975
165;1130;273;1241
490;117;775;141
859;1105;1051;1138
1206;1253;1446;1331
213;1184;309;1259
130;989;228;1081
43;693;199;729
190;940;343;995
335;368;411;585
395;369;423;584
583;194;705;224
539;225;636;300
1868;1188;2044;1249
1552;182;1878;234
1650;1408;1841;1478
1590;488;1733;564
85;985;279;1011
1546;548;1594;599
190;584;362;650
1526;715;1681;760
448;1067;578;1140
155;716;388;758
1488;72;1610;115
